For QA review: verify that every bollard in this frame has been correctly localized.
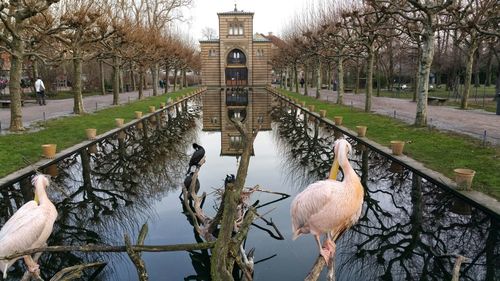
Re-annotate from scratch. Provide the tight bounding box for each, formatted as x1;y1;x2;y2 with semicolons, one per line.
394;110;396;118
43;112;46;121
483;130;487;146
0;121;2;130
128;96;131;103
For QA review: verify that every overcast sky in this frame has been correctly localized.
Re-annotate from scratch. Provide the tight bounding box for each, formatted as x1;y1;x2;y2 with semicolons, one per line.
181;0;315;42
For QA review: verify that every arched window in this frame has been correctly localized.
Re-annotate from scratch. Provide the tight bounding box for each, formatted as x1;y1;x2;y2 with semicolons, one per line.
227;49;246;64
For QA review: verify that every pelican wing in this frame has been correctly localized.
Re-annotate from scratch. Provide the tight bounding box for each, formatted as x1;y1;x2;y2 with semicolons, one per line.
291;180;338;239
0;201;54;257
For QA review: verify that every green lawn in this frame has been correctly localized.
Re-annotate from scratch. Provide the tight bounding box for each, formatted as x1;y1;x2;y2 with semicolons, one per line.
0;87;195;177
277;88;500;199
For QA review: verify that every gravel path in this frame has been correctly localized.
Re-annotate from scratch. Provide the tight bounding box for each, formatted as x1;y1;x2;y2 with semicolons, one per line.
0;89;155;133
300;87;499;146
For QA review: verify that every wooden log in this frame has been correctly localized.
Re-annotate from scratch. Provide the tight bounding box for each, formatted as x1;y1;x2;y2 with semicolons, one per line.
3;242;215;261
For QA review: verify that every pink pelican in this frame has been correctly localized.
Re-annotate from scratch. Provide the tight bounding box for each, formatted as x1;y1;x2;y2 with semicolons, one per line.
291;139;364;264
0;174;58;278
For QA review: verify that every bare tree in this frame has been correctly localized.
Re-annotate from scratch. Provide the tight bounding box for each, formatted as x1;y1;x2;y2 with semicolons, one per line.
201;27;217;40
0;0;60;131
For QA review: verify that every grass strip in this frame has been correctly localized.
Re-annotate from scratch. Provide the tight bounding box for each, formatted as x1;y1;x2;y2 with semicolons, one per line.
0;88;195;177
277;88;500;199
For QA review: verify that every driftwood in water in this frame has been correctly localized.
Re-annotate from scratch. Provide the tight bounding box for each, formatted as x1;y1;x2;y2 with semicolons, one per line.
49;262;107;281
2;242;215;261
210;119;259;281
125;223;149;280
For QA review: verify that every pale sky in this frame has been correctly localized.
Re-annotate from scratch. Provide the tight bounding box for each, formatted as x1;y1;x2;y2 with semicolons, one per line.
180;0;315;42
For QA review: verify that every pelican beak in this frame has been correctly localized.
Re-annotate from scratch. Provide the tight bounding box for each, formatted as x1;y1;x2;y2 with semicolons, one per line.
328;153;339;180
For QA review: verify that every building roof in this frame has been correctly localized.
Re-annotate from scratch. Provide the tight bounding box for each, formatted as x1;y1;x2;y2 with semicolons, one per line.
199;39;220;44
253;33;271;42
218;4;254;16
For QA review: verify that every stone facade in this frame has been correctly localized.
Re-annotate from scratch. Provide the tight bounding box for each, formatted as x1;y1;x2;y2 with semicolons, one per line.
199;7;273;87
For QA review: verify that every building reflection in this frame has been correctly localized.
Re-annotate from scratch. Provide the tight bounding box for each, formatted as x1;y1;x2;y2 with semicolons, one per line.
202;88;272;157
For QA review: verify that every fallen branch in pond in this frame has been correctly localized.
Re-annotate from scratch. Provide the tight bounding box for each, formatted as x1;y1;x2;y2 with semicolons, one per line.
2;241;216;261
125;223;149;281
49;262;107;281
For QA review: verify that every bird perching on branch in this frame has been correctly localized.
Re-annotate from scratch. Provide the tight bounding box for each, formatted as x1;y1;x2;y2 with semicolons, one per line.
0;174;58;278
187;143;205;175
291;139;364;264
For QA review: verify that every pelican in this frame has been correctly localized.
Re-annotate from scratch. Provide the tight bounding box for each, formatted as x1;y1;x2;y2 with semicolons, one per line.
291;139;364;264
187;143;205;174
0;174;58;278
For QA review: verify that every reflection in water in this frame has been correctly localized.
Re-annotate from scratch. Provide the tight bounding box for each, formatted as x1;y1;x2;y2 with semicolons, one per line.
271;104;499;280
0;93;498;280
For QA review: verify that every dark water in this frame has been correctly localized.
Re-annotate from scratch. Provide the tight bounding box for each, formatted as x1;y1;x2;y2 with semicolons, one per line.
0;89;498;280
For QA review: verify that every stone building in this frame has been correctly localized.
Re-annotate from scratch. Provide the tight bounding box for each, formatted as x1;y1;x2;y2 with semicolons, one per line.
199;5;273;88
199;5;273;156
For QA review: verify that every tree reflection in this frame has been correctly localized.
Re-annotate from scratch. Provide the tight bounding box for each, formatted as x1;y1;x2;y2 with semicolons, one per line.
271;105;499;280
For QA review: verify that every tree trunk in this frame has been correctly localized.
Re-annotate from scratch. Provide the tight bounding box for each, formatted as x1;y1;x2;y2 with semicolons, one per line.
151;63;159;96
284;69;288;89
337;56;344;105
365;44;375;112
210;122;254;281
72;53;85;114
119;64;124;93
288;67;293;92
461;39;478;109
293;64;299;93
138;66;144;100
473;47;480;88
31;58;39;94
164;65;169;94
112;55;120;105
485;47;493;86
304;65;308;96
183;69;187;88
9;36;24;131
415;27;435;127
355;60;360;95
173;68;178;91
130;62;137;91
100;59;106;96
316;60;321;99
327;64;331;90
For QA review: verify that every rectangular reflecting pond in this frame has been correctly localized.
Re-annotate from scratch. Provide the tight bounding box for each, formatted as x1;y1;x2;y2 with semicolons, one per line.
0;89;498;280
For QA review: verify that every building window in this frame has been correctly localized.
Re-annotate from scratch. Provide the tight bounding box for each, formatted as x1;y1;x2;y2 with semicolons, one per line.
229;135;243;149
256;49;264;57
229;21;243;36
227;49;246;64
208;49;217;57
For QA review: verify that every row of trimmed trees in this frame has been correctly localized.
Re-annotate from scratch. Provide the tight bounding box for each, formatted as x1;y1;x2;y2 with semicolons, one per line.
0;0;199;132
271;0;499;126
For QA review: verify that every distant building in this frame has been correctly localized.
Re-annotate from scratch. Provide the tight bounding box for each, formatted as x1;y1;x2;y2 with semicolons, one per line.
199;5;273;87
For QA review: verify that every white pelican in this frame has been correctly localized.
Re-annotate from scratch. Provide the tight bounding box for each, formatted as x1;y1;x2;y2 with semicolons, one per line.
291;139;364;264
0;174;58;278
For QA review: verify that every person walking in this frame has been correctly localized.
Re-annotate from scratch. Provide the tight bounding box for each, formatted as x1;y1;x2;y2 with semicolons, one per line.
300;77;305;88
34;77;46;105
